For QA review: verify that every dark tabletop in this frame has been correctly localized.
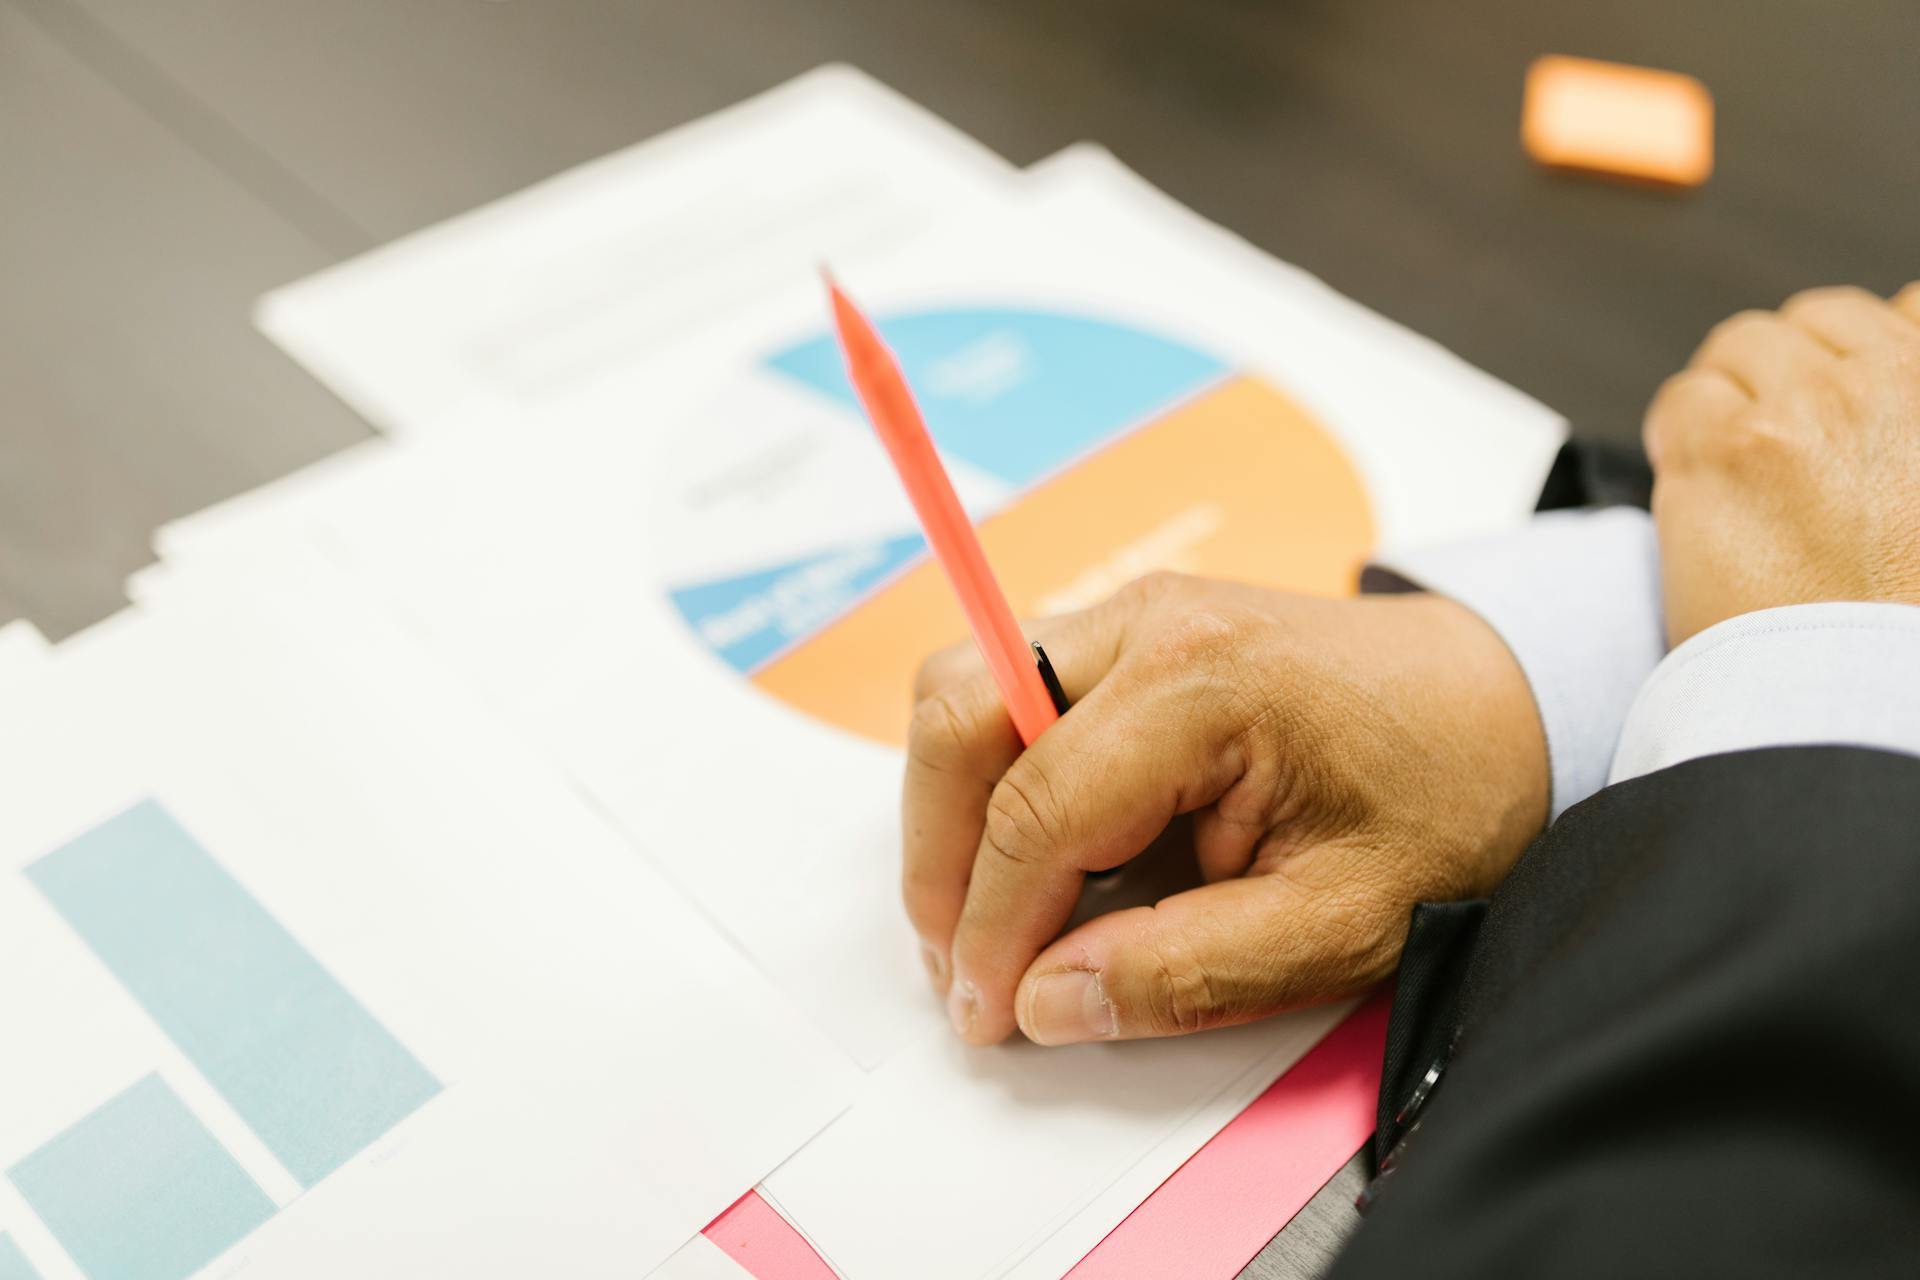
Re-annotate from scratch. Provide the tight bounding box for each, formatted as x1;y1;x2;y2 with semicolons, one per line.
3;0;1915;1272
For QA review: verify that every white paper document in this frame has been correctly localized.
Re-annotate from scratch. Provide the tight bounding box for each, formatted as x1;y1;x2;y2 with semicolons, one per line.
0;581;857;1280
257;64;1015;440
646;1235;755;1280
147;146;1565;1279
0;620;48;694
763;1003;1349;1280
179;148;1563;1059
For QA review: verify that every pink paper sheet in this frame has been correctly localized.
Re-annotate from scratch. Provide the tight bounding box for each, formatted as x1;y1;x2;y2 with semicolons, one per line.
705;991;1389;1280
1066;990;1390;1279
705;1190;837;1280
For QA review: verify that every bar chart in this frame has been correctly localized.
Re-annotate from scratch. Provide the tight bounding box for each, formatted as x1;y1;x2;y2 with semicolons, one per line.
0;1235;41;1280
9;1076;275;1280
5;801;442;1280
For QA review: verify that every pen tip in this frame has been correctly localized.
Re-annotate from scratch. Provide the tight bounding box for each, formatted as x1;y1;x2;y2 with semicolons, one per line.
822;268;862;340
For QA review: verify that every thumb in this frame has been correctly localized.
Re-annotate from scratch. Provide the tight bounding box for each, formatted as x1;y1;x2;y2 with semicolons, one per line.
1012;869;1399;1045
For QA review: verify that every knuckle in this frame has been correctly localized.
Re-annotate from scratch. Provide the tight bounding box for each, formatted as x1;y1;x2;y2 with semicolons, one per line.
898;877;942;933
1714;404;1766;450
910;642;969;703
1842;347;1920;411
1643;374;1686;458
1716;406;1801;466
1696;310;1773;361
907;690;978;770
983;764;1070;866
1134;926;1221;1036
909;655;942;705
1120;569;1191;609
1653;369;1710;409
1146;605;1243;671
1642;417;1665;472
1653;369;1695;400
1646;369;1692;423
1833;349;1889;391
1780;284;1866;317
1710;308;1773;341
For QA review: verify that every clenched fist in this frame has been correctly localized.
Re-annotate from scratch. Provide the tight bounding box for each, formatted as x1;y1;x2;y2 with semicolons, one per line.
1645;283;1920;644
903;573;1548;1046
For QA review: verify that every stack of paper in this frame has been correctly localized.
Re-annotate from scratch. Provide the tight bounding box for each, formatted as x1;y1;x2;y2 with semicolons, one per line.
0;621;48;695
0;65;1564;1280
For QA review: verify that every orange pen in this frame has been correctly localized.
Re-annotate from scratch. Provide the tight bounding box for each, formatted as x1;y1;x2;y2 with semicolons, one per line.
825;274;1068;747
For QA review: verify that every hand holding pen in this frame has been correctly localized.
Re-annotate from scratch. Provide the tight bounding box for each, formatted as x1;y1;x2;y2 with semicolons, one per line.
826;276;1551;1047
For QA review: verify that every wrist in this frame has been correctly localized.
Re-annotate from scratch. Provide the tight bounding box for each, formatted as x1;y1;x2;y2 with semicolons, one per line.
1388;592;1550;873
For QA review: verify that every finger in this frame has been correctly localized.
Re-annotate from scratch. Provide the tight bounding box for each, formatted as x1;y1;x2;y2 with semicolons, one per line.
902;673;1021;990
946;616;1252;1043
910;578;1141;705
1190;808;1262;883
1781;285;1916;356
900;593;1140;989
911;636;986;705
1893;281;1920;330
1643;367;1747;472
1689;309;1834;399
1188;749;1289;883
1014;869;1398;1045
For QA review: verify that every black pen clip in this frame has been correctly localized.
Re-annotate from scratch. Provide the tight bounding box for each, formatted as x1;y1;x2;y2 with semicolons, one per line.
1031;641;1070;715
1036;639;1125;884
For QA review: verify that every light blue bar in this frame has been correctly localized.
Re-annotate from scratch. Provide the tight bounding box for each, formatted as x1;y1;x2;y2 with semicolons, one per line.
27;800;442;1187
0;1234;43;1280
8;1074;274;1280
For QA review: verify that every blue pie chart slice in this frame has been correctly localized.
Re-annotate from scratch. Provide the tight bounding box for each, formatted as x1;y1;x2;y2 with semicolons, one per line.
762;307;1228;488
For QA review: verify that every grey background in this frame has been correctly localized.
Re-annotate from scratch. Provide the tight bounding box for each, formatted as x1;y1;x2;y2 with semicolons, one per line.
2;1;1914;1273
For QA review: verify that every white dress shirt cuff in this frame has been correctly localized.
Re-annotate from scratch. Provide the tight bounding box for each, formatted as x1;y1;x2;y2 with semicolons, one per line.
1372;508;1665;819
1610;602;1920;784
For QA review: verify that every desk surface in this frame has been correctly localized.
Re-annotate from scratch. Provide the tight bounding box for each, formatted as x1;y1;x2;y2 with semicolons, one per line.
3;0;1915;1272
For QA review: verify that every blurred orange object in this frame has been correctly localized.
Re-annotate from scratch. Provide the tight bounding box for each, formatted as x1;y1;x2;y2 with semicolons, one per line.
1523;55;1714;188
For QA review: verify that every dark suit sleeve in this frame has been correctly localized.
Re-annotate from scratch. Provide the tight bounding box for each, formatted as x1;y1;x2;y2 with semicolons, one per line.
1331;746;1920;1280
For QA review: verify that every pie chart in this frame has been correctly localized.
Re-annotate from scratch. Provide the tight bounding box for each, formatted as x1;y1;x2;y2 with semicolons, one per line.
663;307;1375;745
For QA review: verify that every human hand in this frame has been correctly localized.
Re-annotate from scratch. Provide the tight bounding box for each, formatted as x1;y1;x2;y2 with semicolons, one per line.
1644;283;1920;646
903;573;1548;1046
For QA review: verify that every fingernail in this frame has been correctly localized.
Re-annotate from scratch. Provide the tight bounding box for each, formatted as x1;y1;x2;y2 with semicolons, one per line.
1023;970;1117;1046
947;979;978;1038
920;941;948;986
